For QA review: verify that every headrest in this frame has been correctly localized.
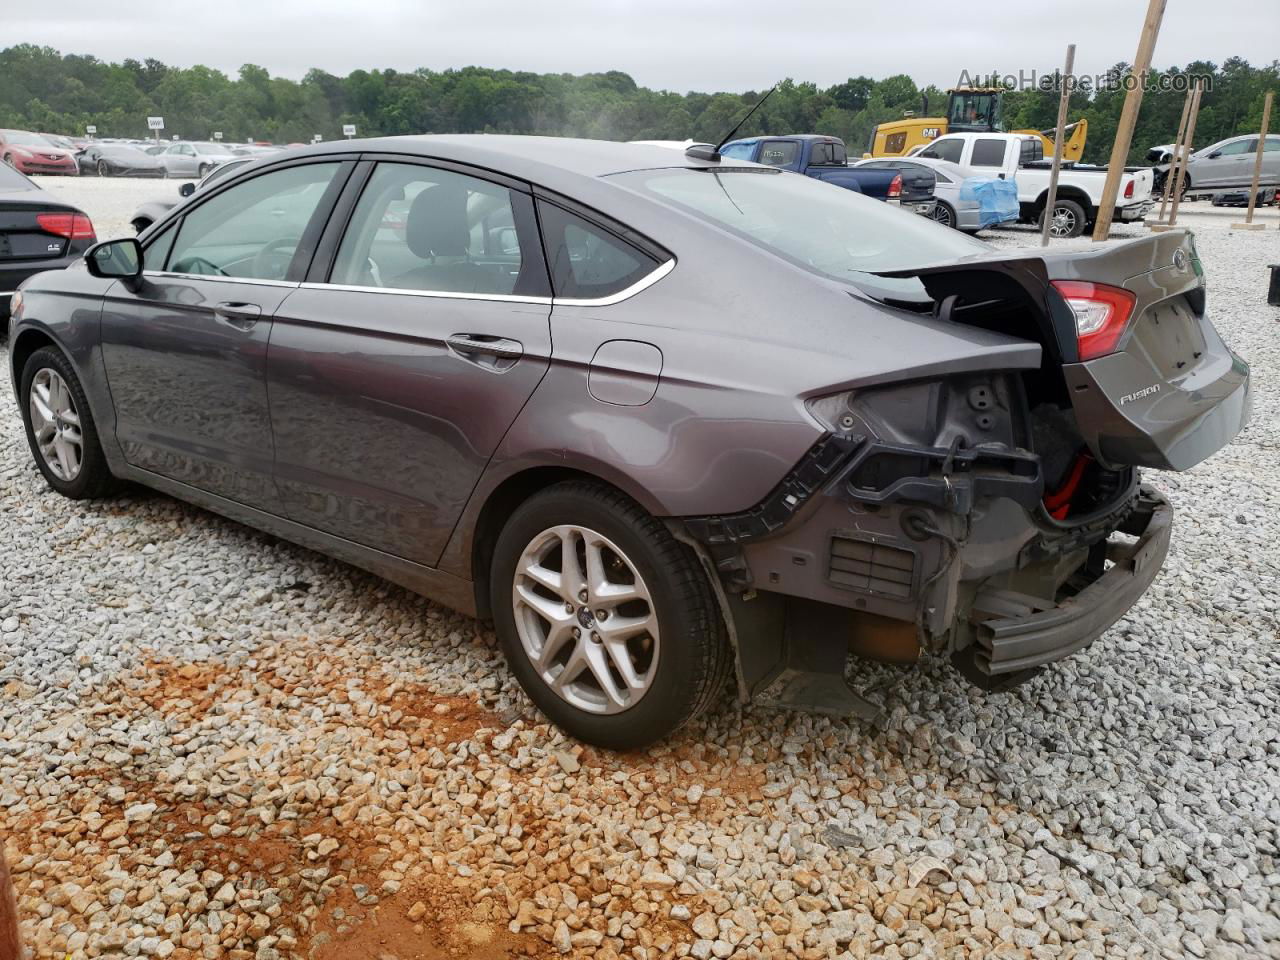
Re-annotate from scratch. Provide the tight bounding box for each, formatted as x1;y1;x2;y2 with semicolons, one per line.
405;182;469;258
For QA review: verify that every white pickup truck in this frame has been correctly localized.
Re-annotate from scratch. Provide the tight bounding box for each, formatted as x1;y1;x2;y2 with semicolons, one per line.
908;132;1155;237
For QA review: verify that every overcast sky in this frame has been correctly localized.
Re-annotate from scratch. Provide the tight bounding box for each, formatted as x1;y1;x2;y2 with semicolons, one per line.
11;0;1278;92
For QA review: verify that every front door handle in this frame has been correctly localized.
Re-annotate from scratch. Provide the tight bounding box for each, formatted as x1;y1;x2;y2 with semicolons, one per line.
446;334;523;360
214;301;262;330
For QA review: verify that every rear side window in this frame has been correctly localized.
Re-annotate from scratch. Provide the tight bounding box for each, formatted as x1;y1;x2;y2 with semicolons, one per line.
919;138;963;164
971;139;1006;167
331;162;537;297
537;202;660;301
758;141;799;167
720;142;754;161
810;142;846;165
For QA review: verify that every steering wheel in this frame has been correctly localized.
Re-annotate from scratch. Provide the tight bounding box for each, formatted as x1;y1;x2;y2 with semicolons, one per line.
171;255;229;277
252;236;299;280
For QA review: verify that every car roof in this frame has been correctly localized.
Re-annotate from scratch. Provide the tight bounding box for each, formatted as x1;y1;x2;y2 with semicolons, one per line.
284;134;751;192
722;134;842;146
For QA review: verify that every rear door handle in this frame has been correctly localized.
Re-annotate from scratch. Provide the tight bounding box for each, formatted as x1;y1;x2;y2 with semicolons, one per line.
214;301;262;330
446;334;523;360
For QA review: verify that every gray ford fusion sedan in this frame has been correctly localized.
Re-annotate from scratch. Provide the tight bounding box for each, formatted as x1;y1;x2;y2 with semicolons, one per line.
8;136;1250;748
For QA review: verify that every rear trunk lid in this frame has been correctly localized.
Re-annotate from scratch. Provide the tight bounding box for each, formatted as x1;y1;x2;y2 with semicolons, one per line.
871;229;1250;473
0;190;79;262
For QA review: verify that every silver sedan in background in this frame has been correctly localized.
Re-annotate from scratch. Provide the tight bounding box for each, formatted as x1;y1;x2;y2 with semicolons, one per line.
852;156;985;231
156;140;237;178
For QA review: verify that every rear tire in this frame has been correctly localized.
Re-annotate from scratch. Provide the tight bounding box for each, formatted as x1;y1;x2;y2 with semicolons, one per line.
20;346;119;500
97;159;110;177
1039;198;1086;238
490;481;729;750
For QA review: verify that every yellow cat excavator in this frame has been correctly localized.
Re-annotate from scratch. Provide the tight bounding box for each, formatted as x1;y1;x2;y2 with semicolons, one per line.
867;87;1088;162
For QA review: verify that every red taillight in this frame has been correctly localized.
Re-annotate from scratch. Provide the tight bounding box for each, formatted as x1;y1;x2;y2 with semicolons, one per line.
1124;179;1135;199
1051;280;1137;361
887;174;902;198
36;212;96;240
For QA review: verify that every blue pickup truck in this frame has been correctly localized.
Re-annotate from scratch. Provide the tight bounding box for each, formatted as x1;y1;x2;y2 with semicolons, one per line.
720;134;936;216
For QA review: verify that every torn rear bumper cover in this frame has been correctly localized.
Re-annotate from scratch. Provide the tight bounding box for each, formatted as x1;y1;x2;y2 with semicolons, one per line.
969;486;1172;674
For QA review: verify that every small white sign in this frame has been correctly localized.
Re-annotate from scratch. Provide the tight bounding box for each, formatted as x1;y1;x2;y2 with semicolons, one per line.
85;124;97;135
247;137;253;144
213;131;223;141
171;134;178;141
342;124;357;138
313;134;321;143
147;116;164;131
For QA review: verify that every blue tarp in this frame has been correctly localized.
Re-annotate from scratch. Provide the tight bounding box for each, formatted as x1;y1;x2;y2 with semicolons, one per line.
959;177;1020;228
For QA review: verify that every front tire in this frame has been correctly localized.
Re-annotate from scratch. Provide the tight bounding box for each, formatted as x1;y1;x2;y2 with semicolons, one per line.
197;163;211;178
490;481;729;750
20;347;118;500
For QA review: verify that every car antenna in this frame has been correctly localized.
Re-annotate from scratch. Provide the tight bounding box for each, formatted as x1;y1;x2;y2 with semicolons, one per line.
685;85;778;163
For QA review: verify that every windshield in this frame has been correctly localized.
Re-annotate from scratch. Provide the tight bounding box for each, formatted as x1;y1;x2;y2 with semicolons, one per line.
2;130;53;147
947;92;999;130
617;167;988;282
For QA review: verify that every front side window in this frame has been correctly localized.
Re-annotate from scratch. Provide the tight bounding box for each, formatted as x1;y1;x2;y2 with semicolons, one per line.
166;162;340;280
537;201;659;300
971;139;1006;167
144;224;177;272
758;141;799;167
919;138;964;164
620;167;987;284
331;163;531;296
1213;139;1255;157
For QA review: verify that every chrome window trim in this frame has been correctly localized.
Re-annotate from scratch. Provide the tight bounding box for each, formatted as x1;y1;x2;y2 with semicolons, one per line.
297;281;551;305
554;258;675;307
142;271;300;288
293;257;675;307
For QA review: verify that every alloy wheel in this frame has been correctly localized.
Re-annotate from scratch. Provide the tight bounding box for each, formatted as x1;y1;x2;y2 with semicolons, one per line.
512;524;659;715
1049;205;1077;238
929;203;953;228
29;368;84;481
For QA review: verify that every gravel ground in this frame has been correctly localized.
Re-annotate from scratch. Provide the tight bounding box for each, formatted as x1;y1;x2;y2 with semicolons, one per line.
2;179;1279;960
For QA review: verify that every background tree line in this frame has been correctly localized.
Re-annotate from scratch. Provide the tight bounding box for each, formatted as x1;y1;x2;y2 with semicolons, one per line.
1;44;1275;164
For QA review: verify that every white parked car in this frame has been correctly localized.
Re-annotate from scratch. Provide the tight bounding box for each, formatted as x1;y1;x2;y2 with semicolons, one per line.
156;141;237;179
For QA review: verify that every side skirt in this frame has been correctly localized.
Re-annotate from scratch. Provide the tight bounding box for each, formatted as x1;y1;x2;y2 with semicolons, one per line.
115;465;479;617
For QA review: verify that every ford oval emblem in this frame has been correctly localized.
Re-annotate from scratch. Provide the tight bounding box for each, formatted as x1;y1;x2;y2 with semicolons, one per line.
1173;249;1188;271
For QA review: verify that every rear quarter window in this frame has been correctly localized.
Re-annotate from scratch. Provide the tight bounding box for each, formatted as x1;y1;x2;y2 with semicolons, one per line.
536;201;661;301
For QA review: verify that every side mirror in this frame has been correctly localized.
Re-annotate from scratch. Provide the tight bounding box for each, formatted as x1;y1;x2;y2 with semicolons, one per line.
86;238;143;287
179;182;196;197
1208;151;1222;159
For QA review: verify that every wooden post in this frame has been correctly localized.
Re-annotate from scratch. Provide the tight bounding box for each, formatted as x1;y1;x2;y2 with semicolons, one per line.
1162;81;1203;229
1091;0;1168;241
1150;86;1193;226
1232;91;1273;231
0;846;22;960
1041;44;1077;246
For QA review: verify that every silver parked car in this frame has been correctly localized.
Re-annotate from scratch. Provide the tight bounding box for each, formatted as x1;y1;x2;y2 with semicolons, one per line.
8;136;1250;748
156;140;237;179
852;157;986;231
1183;134;1280;198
